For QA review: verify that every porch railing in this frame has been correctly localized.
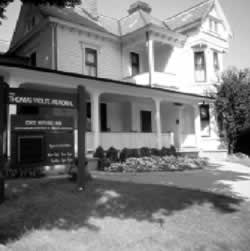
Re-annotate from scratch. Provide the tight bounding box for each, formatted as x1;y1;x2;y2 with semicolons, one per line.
124;72;179;88
86;132;174;151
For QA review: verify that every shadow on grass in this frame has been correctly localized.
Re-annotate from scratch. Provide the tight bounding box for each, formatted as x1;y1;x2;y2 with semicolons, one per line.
0;176;243;244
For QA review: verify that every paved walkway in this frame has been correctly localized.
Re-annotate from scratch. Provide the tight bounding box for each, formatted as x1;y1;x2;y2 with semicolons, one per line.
92;160;250;201
211;160;250;201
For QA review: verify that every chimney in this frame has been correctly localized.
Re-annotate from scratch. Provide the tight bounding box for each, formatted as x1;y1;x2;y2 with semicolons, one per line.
80;0;98;19
128;1;152;15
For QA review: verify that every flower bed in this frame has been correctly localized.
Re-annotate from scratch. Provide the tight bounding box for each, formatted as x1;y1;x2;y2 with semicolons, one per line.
104;156;209;173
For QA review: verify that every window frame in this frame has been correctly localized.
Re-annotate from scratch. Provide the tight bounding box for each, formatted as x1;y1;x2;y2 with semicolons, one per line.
130;52;140;76
200;104;211;137
209;18;219;34
213;51;220;72
194;51;207;83
85;47;98;77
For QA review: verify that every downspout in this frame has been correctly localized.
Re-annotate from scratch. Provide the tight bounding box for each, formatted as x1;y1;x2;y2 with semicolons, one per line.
51;23;58;70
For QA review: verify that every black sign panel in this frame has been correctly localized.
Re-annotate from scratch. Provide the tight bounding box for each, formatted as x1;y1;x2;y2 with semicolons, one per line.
9;88;77;109
46;133;74;165
11;116;74;131
18;135;45;164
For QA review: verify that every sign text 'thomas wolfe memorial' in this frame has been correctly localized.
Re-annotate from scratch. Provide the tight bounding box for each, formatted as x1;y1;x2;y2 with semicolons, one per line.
8;88;77;108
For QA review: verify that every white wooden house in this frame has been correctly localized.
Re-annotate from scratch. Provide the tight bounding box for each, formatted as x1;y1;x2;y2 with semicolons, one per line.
0;0;232;158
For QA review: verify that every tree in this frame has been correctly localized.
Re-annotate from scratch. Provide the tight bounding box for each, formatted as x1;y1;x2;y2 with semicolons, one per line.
0;0;81;22
215;67;250;153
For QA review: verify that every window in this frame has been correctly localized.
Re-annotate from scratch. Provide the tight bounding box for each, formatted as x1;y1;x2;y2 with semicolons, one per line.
100;103;108;132
130;52;140;76
86;102;108;132
200;104;210;137
209;18;218;33
30;52;37;67
194;51;206;82
85;48;97;77
140;110;152;132
213;51;220;72
87;102;91;131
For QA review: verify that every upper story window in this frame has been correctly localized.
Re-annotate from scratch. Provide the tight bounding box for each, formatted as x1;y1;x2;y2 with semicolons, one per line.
85;48;97;77
213;51;220;72
194;51;206;82
130;52;140;76
209;18;219;33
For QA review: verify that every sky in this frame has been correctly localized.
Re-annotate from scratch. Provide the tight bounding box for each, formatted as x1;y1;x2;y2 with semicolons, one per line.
0;0;249;69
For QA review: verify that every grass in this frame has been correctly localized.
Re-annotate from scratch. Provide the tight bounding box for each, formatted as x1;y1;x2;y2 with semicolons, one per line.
0;169;250;251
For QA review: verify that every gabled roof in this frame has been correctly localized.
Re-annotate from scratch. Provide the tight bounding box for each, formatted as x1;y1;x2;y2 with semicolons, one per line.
39;5;120;36
39;5;170;37
164;0;214;31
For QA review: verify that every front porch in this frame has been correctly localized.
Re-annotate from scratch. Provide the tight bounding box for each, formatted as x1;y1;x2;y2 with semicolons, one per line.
84;92;201;152
0;63;216;157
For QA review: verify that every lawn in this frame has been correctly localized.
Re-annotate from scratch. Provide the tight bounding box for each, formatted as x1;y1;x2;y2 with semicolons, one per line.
0;169;250;251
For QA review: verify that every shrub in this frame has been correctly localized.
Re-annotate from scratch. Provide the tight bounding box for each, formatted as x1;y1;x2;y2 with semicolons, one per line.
151;148;161;156
128;148;140;158
93;146;106;171
119;148;129;162
140;147;151;157
120;148;140;161
106;147;119;162
93;146;105;159
160;147;171;156
169;145;177;156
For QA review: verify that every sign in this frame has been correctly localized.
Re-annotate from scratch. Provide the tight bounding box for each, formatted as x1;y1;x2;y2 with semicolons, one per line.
11;116;74;131
46;133;74;165
8;88;77;109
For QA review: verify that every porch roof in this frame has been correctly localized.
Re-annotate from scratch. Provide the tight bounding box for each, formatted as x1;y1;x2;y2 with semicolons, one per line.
0;62;214;102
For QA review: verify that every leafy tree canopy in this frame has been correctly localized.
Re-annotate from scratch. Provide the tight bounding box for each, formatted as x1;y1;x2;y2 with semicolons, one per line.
215;67;250;153
0;0;81;22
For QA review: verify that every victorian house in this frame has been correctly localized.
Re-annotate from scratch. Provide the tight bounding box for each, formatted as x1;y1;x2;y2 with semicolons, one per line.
0;0;232;158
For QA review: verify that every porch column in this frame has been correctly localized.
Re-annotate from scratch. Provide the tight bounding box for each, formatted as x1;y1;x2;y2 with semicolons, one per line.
193;104;201;150
146;31;154;87
154;98;162;149
176;105;184;149
90;91;101;150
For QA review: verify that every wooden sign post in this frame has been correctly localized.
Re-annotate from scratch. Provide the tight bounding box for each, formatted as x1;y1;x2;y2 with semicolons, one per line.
77;85;87;190
0;81;8;203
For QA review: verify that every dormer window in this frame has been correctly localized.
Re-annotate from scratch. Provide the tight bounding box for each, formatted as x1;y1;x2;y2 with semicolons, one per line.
194;51;206;82
209;18;219;33
130;52;140;76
